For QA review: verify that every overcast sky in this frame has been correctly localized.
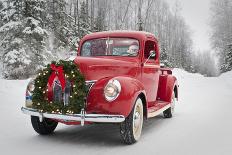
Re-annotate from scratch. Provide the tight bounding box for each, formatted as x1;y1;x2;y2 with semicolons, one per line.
165;0;212;52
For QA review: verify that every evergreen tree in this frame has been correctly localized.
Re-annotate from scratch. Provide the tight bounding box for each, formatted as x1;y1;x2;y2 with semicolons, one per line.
221;44;232;72
23;0;50;68
79;1;91;38
0;1;3;25
0;0;51;79
0;1;3;9
0;0;27;78
210;0;232;73
46;0;80;52
47;0;69;48
160;44;172;67
94;6;106;32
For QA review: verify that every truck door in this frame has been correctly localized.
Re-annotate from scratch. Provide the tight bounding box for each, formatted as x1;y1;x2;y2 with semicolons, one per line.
141;40;160;107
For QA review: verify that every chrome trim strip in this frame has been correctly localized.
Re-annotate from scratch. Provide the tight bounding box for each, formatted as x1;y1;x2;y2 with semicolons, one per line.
21;107;125;125
85;80;97;83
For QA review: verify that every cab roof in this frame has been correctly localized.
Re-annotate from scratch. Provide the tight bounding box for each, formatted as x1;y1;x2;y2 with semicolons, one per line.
82;30;158;42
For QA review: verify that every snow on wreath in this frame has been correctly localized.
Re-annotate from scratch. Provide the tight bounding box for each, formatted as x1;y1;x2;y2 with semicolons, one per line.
30;60;86;114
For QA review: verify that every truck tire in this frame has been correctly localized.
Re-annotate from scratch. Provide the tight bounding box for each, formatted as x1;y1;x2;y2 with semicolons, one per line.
163;91;176;118
31;116;58;135
120;98;143;144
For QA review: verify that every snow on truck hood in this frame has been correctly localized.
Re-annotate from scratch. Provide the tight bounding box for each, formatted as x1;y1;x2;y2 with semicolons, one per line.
74;56;139;81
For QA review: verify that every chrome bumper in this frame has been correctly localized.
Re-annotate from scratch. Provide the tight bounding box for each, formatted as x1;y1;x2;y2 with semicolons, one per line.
21;107;125;126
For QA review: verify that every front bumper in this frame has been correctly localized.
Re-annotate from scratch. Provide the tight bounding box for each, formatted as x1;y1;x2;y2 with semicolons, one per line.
21;107;125;126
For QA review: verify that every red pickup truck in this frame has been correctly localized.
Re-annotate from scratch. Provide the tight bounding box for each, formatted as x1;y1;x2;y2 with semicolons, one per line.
22;31;178;144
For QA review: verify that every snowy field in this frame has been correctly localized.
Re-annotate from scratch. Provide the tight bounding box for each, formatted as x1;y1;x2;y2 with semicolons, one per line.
0;69;232;155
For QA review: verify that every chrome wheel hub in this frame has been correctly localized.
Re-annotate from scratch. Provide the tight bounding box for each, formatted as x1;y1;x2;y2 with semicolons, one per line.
134;111;141;129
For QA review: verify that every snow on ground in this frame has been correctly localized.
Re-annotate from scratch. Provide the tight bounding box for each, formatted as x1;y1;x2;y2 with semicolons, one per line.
0;69;232;155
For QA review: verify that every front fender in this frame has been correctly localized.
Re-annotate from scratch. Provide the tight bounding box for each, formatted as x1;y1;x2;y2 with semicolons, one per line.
86;76;146;118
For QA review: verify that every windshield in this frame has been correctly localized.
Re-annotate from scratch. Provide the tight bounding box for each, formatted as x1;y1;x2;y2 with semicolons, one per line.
81;38;139;57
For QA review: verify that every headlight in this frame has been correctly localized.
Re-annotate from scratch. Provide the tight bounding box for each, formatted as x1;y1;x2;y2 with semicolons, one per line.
104;79;121;102
25;79;35;108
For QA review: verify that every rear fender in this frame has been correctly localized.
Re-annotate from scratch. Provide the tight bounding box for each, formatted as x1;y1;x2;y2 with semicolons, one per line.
157;75;178;103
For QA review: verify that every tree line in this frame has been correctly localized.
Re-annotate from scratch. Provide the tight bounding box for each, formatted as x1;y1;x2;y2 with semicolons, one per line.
210;0;232;73
0;0;219;79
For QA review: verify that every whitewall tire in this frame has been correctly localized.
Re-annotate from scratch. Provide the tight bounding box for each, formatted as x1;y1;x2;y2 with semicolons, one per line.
120;98;143;144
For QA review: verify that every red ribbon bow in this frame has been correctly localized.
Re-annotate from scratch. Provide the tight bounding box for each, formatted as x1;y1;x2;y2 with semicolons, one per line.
48;64;66;91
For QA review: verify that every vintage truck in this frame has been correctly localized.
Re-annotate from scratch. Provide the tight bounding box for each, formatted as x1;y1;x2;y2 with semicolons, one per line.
22;31;178;144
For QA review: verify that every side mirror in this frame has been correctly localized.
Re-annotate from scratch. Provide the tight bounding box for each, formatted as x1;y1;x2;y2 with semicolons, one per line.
144;50;156;65
149;50;156;58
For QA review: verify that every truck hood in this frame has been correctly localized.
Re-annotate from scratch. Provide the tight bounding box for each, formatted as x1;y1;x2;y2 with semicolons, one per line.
74;57;139;81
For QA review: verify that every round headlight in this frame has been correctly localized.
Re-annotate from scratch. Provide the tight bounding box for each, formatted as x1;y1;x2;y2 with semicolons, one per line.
104;79;121;102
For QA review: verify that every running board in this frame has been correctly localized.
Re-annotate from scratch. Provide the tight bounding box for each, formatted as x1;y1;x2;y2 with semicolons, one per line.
147;104;171;118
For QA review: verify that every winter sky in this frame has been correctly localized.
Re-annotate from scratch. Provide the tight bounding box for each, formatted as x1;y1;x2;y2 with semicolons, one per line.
165;0;211;52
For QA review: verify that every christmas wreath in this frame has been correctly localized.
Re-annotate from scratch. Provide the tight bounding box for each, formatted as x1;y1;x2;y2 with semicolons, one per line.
32;60;86;114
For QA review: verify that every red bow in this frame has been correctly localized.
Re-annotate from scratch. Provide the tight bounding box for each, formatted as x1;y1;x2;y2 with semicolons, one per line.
48;64;66;91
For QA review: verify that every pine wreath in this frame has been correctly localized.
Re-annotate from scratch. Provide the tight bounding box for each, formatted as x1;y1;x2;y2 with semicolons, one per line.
32;60;86;114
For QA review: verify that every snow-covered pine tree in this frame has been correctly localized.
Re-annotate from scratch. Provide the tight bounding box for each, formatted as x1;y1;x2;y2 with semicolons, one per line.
210;0;232;73
228;44;232;70
0;1;3;24
47;0;67;47
0;0;5;55
160;43;172;67
94;6;106;32
221;44;232;72
0;1;3;10
23;0;52;71
0;0;29;78
0;0;50;79
79;1;91;38
46;0;78;54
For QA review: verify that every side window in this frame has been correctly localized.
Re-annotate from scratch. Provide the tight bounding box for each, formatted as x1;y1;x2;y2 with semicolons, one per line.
144;41;155;60
82;42;91;56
